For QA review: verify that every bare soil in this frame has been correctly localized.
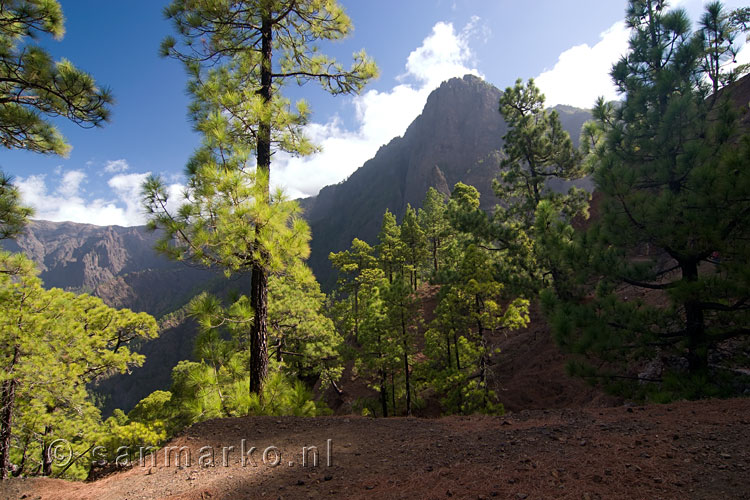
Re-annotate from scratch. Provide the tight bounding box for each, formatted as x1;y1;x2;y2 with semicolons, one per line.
2;397;749;500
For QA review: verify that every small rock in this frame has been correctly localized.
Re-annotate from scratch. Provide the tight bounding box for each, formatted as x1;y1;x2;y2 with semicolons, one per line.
324;475;333;481
515;494;528;499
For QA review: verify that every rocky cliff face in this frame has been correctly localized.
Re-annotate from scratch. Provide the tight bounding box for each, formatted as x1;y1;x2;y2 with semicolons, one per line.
301;75;591;289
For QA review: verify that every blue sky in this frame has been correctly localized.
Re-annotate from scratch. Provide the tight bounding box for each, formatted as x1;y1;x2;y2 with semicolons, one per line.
2;0;748;226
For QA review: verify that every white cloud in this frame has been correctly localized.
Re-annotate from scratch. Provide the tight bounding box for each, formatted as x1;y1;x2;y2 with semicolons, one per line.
536;0;750;108
57;170;86;198
273;20;484;199
104;159;129;173
15;167;186;227
535;21;630;108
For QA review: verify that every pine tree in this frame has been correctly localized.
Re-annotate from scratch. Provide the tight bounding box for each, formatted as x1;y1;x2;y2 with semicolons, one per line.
376;209;402;284
0;252;158;479
382;278;420;416
0;0;112;238
494;78;587;296
423;244;529;415
147;0;377;396
698;2;749;94
267;262;343;387
496;78;587;229
0;173;32;240
350;272;395;417
0;0;112;155
329;238;377;339
418;188;452;276
399;204;428;290
547;0;750;398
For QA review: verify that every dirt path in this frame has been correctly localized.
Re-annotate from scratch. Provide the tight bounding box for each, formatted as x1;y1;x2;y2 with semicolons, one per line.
2;398;748;500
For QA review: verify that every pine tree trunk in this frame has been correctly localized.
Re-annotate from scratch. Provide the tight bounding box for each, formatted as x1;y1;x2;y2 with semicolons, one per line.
353;285;359;339
250;264;269;395
432;239;439;274
476;295;489;405
379;368;388;418
445;330;452;369
454;330;461;371
683;260;708;375
401;308;412;416
248;12;273;396
0;346;19;480
41;426;52;477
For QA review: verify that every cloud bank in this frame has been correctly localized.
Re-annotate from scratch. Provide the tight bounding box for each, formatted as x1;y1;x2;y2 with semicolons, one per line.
16;164;183;227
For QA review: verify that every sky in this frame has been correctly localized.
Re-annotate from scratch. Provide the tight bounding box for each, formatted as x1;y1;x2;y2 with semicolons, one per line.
2;0;749;226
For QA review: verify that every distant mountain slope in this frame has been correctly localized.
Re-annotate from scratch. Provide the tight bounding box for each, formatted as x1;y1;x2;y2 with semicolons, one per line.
1;221;219;414
301;75;591;289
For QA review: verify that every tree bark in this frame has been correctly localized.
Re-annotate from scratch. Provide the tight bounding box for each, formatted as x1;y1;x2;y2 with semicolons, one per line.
683;259;708;375
248;12;273;396
250;264;269;395
379;368;388;418
401;307;412;416
0;346;19;480
432;239;439;274
41;426;52;477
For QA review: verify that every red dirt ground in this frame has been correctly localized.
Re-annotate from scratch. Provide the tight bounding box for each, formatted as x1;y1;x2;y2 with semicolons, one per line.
2;398;748;499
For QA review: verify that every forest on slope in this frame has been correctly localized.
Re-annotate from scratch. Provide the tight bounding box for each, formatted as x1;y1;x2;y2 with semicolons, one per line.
0;0;748;490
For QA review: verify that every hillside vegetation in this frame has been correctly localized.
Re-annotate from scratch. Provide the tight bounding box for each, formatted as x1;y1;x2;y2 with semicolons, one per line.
0;1;749;498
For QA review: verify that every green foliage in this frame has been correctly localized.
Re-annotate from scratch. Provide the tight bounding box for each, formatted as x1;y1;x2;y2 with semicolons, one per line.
149;0;377;395
95;409;167;468
332;187;531;417
126;263;337;440
0;172;33;240
267;262;343;386
376;209;402;283
0;1;112;241
399;204;428;290
133;363;321;438
547;0;750;401
496;78;587;229
420;241;529;416
491;78;589;297
0;0;112;155
418;188;453;276
0;251;158;479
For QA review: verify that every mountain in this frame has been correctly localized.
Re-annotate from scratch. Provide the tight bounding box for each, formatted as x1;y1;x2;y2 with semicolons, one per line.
1;220;216;316
301;75;591;289
1;75;591;413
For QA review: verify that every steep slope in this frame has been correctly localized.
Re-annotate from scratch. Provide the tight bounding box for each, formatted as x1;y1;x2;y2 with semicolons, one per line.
301;75;591;289
1;221;219;414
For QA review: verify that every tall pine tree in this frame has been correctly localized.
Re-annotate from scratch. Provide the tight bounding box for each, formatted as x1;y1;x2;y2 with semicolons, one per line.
547;0;750;398
146;0;377;395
